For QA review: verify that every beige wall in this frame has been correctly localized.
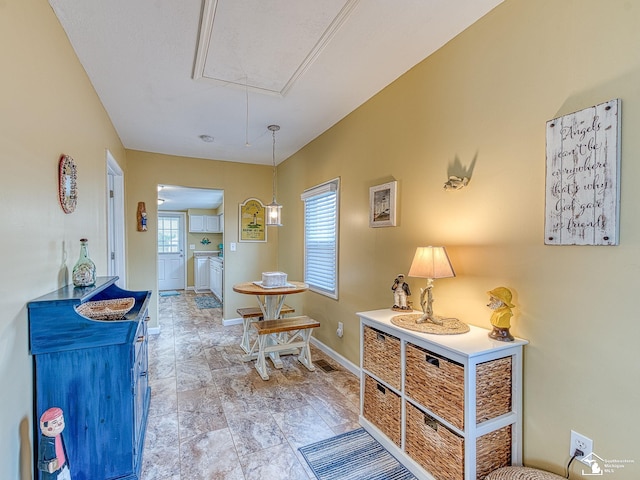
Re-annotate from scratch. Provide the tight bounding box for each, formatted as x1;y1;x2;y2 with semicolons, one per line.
125;150;279;326
279;0;640;475
0;0;127;477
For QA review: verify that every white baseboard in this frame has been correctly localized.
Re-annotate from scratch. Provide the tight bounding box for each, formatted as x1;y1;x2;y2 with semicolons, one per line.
223;317;243;327
310;336;360;377
149;326;161;335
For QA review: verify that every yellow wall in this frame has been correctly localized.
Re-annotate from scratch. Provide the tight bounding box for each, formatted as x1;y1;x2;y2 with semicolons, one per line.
0;0;127;477
125;150;279;326
279;0;640;475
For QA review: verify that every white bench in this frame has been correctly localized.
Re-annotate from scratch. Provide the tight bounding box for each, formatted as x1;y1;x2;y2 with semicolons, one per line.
242;316;320;380
237;305;295;353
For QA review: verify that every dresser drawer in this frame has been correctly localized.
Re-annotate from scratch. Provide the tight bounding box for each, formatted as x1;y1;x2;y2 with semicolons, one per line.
363;326;401;390
405;342;465;429
363;374;401;446
405;401;464;480
476;357;512;424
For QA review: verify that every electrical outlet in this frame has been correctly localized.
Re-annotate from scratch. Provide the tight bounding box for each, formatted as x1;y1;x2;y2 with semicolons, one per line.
570;430;593;465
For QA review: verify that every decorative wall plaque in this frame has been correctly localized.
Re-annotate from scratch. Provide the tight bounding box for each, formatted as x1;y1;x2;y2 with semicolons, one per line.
239;198;266;242
58;154;77;214
545;99;621;245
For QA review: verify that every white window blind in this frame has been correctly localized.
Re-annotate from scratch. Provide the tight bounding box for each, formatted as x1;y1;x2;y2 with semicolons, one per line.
301;178;339;299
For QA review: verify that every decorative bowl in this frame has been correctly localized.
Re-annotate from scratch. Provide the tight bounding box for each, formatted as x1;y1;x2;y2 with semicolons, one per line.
76;297;135;321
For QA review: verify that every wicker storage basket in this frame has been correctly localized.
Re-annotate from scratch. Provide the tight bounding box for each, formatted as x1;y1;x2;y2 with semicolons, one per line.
477;357;513;424
363;374;402;446
76;297;135;320
476;425;512;479
405;342;465;429
363;326;401;390
405;400;464;480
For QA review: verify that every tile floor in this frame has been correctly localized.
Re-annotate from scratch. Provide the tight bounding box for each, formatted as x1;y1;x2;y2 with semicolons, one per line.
141;291;361;480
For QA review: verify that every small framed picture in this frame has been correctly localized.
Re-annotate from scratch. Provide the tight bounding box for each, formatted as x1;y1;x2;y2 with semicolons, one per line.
369;181;397;228
239;198;267;242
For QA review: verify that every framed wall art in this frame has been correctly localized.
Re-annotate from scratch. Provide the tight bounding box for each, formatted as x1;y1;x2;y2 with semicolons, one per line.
369;181;397;227
239;197;267;242
545;98;621;245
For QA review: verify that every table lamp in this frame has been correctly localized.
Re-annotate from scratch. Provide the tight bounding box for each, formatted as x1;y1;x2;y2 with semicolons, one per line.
408;246;455;325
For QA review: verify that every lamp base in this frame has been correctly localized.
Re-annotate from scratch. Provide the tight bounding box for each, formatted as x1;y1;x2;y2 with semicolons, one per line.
415;313;444;325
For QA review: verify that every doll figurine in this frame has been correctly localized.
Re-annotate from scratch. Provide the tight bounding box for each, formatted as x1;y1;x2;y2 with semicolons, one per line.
38;407;71;480
487;286;515;341
391;274;411;311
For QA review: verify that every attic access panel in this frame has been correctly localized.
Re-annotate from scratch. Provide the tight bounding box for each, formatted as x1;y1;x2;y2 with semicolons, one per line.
193;0;358;96
545;99;621;246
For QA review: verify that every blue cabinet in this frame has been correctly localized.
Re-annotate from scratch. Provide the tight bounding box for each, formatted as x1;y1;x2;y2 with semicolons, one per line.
28;277;152;480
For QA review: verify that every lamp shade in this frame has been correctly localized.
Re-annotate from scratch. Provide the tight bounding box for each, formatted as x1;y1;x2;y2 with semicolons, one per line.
408;246;455;279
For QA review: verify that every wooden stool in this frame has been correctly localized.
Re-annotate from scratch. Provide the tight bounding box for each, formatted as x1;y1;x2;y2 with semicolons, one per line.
242;316;320;380
237;304;294;353
485;467;566;480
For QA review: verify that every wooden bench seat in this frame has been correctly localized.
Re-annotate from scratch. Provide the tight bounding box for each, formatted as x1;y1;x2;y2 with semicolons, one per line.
237;305;295;353
236;305;295;320
242;315;320;380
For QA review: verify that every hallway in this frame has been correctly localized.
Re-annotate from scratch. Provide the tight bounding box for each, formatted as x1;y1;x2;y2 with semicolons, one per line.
142;291;360;479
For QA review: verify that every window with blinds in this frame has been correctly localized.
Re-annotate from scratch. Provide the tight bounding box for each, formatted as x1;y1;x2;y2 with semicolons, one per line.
301;178;339;299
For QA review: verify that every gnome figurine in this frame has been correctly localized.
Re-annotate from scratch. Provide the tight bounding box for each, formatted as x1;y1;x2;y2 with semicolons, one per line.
487;287;515;341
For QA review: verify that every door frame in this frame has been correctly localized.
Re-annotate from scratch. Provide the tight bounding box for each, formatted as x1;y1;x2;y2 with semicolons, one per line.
106;150;126;288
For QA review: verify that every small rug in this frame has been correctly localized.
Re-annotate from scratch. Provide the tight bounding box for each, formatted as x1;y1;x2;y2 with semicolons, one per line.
299;428;416;480
159;290;180;297
194;296;222;309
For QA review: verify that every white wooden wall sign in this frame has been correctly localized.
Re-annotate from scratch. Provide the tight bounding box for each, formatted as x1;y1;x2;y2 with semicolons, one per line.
545;98;621;245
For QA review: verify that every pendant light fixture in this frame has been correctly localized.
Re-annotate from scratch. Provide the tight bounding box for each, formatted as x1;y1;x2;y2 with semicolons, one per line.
265;124;282;226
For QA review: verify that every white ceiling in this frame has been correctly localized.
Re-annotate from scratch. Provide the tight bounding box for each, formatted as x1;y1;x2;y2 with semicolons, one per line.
157;185;223;211
49;0;503;167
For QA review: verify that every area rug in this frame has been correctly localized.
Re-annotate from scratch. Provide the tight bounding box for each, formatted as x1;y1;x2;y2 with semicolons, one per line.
299;428;416;480
194;296;222;309
159;290;180;297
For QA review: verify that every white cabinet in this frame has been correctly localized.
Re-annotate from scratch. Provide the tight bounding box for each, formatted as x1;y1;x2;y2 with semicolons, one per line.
194;255;211;292
209;258;223;301
189;214;222;233
358;309;527;480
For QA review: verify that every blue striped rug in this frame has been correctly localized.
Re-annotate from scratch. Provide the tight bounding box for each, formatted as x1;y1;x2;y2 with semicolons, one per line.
299;428;416;480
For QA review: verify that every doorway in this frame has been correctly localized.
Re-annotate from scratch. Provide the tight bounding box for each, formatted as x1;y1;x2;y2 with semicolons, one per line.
106;150;126;288
157;185;224;296
157;212;187;291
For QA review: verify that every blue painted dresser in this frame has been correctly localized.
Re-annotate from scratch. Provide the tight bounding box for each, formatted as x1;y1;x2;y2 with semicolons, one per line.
28;277;152;480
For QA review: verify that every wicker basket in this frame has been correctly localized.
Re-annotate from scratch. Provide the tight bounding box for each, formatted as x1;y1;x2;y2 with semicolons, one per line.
363;374;402;446
476;425;512;479
76;297;135;320
405;401;464;480
405;342;465;429
363;326;401;390
477;357;513;424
